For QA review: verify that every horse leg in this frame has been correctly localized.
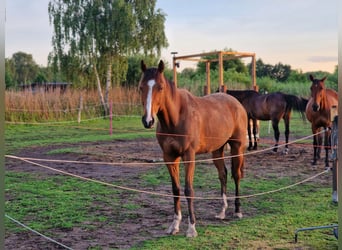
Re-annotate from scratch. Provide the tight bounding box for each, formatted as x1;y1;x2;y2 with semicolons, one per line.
247;118;253;150
183;151;198;237
324;128;331;169
272;119;280;152
165;155;182;235
229;140;244;218
212;148;228;219
252;118;258;150
317;131;323;160
311;127;321;165
284;114;290;154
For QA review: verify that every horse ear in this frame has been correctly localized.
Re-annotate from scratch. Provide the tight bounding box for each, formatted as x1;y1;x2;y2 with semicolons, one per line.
158;60;164;73
141;60;147;72
309;74;314;81
321;76;327;82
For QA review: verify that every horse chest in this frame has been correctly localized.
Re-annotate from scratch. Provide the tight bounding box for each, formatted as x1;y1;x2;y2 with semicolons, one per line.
308;110;331;127
157;135;190;156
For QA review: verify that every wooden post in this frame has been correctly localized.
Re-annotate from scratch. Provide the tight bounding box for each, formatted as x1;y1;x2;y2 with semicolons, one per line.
77;95;83;123
206;61;211;94
173;57;177;87
109;101;113;136
338;110;342;245
218;51;223;90
251;55;257;91
331;114;338;203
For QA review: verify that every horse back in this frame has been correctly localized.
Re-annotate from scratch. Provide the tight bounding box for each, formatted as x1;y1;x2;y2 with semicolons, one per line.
199;93;247;149
157;91;247;154
326;89;338;108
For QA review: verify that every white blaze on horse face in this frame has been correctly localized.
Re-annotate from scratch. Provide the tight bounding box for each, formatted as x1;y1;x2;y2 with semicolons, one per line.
144;79;156;125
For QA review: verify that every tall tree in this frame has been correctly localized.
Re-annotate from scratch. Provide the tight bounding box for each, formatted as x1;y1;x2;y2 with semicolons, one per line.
48;0;168;115
252;59;291;82
10;52;39;85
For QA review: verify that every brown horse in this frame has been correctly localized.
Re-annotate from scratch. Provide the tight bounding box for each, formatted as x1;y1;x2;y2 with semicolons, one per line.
226;90;307;152
305;75;338;168
139;60;247;237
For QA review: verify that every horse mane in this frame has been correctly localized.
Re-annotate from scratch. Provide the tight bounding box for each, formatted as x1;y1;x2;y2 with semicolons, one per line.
164;75;177;99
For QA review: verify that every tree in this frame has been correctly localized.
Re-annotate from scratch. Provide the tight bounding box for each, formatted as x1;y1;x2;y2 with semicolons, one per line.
48;0;168;115
251;59;291;82
5;58;15;89
196;49;248;74
10;52;39;85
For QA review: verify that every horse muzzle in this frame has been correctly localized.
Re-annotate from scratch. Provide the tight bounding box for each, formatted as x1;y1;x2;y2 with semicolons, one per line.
142;116;155;128
312;103;320;112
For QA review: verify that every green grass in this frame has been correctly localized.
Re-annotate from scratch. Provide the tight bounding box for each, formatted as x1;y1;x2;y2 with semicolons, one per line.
5;172;120;232
137;163;337;249
5;116;155;154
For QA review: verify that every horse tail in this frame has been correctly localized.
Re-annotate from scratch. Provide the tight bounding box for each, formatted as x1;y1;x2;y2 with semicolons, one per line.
283;94;307;121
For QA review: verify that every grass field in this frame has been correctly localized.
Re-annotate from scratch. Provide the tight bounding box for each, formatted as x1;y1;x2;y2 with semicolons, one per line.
5;114;338;249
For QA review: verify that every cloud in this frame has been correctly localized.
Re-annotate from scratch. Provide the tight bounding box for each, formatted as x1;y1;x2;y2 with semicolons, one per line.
307;56;338;63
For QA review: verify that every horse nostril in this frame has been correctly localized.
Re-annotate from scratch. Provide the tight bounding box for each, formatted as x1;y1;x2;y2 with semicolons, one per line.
142;116;154;128
312;104;319;112
149;117;155;128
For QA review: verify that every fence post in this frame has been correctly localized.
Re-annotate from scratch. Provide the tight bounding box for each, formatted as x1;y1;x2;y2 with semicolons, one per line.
78;95;83;124
109;101;113;136
330;110;338;203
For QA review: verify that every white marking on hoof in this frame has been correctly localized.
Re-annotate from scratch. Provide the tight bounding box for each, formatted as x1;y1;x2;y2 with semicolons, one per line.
186;218;198;237
166;212;182;235
215;211;226;220
215;193;227;219
332;191;338;203
234;212;243;219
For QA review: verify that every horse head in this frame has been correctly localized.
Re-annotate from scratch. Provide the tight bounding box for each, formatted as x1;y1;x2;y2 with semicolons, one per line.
309;74;327;112
139;60;167;128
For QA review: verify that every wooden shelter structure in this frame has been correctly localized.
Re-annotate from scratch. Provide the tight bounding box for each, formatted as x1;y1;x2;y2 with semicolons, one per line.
19;82;71;93
172;50;257;94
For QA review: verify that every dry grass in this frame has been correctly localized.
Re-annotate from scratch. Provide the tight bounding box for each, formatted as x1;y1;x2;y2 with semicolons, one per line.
5;87;141;122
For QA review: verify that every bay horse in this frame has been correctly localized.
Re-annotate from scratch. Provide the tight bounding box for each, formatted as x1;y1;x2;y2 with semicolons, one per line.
226;90;307;152
139;60;247;237
305;75;338;168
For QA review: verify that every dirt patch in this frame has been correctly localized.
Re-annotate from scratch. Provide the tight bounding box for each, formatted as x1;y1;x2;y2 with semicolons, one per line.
5;138;332;249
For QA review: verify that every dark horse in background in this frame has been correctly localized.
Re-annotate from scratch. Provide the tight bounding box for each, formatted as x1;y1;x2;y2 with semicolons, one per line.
226;90;307;152
139;60;247;237
305;75;338;168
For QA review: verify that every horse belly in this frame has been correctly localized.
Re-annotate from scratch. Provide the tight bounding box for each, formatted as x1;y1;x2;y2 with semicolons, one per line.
197;132;230;153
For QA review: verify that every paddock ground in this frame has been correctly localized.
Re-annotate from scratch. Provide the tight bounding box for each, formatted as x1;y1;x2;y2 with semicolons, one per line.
5;137;335;249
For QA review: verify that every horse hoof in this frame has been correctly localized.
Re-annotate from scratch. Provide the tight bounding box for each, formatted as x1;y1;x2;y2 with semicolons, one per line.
186;231;198;237
166;228;179;235
215;213;226;220
186;225;198;237
234;212;243;219
311;161;317;166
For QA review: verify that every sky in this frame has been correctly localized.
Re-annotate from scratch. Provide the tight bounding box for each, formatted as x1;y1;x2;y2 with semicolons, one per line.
5;0;338;73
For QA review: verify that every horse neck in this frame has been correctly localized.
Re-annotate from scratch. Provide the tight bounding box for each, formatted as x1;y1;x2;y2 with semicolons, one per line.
157;81;181;128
